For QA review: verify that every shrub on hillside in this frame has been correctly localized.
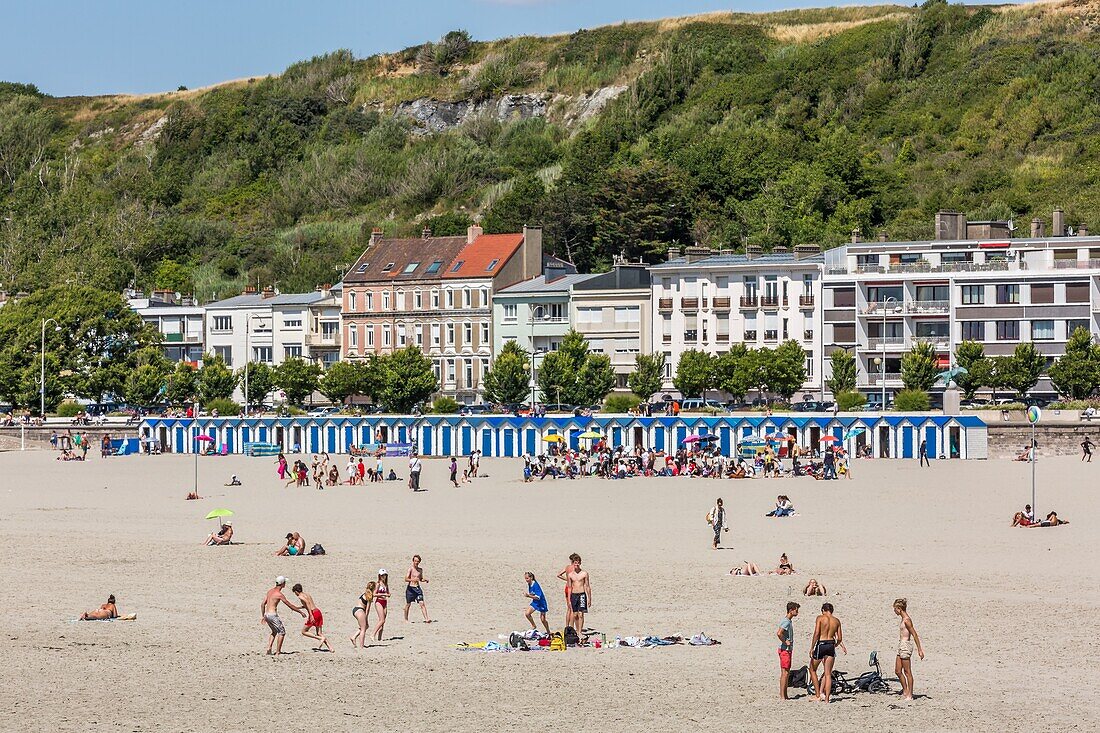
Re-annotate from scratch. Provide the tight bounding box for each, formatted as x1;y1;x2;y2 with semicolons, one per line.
204;398;241;416
56;401;83;418
893;389;930;412
603;394;642;413
432;396;460;414
835;391;867;411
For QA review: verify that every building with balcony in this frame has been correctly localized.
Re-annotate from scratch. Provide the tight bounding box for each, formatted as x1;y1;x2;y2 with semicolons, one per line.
821;208;1100;399
127;290;205;364
342;224;543;404
305;284;341;369
649;245;824;398
571;260;652;393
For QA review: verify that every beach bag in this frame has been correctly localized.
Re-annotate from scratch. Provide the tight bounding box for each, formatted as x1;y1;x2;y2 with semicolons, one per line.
549;632;566;652
788;665;809;689
564;626;581;647
706;511;714;525
308;543;326;556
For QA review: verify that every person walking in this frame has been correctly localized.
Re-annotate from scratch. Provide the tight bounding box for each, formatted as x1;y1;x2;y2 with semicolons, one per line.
1081;436;1094;462
403;555;431;623
919;439;929;467
708;498;727;549
449;456;459;487
261;577;305;656
409;454;423;491
524;572;550;634
777;602;800;700
893;598;925;701
809;602;846;703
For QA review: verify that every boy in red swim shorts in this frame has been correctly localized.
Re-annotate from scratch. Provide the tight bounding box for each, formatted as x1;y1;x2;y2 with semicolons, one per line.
292;583;332;652
777;601;799;700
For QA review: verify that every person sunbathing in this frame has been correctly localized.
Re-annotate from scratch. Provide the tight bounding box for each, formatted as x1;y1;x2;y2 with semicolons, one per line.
769;553;796;575
80;595;118;620
204;522;233;545
276;531;306;556
729;562;761;576
1031;511;1069;527
1014;446;1032;461
185;491;202;500
1012;504;1035;527
731;464;748;479
803;578;827;596
224;475;242;486
766;495;794;517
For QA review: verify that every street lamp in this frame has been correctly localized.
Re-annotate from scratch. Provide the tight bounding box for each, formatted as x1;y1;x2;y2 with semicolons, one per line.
880;295;897;410
528;304;549;413
40;318;60;420
243;313;268;415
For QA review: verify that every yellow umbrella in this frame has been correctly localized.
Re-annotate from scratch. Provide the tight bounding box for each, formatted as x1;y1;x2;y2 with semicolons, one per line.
543;434;564;442
579;431;602;439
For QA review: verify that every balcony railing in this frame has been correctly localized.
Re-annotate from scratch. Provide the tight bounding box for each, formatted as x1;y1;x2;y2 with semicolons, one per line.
764;330;778;342
799;295;815;308
913;336;950;348
803;330;814;341
867;337;905;350
761;296;782;308
740;296;758;308
744;330;757;341
713;296;731;310
662;334;672;343
163;333;202;343
307;333;340;347
716;332;730;342
658;297;673;311
865;372;903;384
681;297;699;311
847;260;1013;275
684;330;698;341
904;300;949;314
1052;258;1100;269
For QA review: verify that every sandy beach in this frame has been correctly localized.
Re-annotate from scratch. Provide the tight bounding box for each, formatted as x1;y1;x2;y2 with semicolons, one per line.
2;449;1097;732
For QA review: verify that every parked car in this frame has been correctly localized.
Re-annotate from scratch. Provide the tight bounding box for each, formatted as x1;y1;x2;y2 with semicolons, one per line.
680;399;724;411
460;403;492;416
307;406;339;418
543;403;575;413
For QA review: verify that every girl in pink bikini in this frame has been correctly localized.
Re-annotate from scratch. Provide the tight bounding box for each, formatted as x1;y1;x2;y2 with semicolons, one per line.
372;570;390;642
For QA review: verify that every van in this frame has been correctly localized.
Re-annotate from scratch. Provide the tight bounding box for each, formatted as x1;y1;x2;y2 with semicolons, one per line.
680;398;723;411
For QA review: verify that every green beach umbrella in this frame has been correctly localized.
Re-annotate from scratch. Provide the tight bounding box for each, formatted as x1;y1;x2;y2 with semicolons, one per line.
205;509;234;521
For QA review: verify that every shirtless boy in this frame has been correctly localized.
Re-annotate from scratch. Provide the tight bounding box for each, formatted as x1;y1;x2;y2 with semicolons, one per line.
565;554;592;636
893;598;925;701
403;554;431;623
261;577;305;656
809;602;847;702
291;583;332;651
557;553;581;629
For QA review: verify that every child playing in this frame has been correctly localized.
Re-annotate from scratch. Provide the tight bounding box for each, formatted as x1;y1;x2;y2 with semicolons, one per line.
291;583;332;652
524;572;550;634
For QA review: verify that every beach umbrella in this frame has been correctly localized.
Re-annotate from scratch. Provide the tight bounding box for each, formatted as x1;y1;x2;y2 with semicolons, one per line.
543;434;563;443
205;509;233;521
682;435;701;444
842;427;866;441
578;430;602;439
820;435;839;443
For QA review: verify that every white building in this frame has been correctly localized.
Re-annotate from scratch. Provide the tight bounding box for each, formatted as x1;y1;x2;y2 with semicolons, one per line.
127;290;205;364
648;245;824;399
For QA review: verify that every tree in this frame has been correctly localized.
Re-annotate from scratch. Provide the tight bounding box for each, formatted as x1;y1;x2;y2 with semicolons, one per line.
628;352;665;403
482;341;531;404
1004;342;1046;399
483;174;546;234
377;347;437;413
319;360;376;405
984;356;1013;401
197;353;238;404
741;348;772;400
123;348;171;408
953;341;987;400
576;352;616;406
901;341;938;391
766;340;808;400
1048;327;1100;399
164;361;198;405
716;344;751;402
674;349;715;399
825;349;857;396
239;362;276;407
537;350;573;405
275;358;322;405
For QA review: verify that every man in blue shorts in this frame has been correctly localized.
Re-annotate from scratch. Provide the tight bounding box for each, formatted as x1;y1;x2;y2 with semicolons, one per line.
524;572;550;633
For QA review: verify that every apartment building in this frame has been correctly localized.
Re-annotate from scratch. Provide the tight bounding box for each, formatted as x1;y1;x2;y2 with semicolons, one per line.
649;245;824;398
571;260;653;393
821;210;1100;399
205;287;333;367
493;270;596;355
342;224;542;403
305;284;342;369
127;290;205;364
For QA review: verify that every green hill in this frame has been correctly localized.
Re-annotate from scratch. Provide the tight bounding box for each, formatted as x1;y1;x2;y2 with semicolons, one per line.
2;0;1099;300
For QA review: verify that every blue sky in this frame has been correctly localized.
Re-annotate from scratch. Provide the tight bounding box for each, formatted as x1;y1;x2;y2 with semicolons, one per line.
3;0;888;97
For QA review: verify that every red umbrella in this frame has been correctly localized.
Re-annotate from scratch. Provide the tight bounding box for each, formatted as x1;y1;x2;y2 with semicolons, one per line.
820;435;839;443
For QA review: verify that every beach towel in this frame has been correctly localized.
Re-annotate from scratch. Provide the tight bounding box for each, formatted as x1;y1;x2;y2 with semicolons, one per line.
74;614;138;622
688;632;720;646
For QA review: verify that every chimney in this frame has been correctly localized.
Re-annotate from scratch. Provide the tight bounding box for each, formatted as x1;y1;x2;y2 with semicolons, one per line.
878;230;888;242
1079;225;1089;237
851;228;861;244
684;245;711;263
243;285;257;295
318;283;332;297
935;211;966;241
667;245;682;260
745;244;764;260
261;286;275;299
1030;218;1044;238
772;245;789;253
421;226;432;240
369;227;383;247
466;223;483;244
794;244;820;261
1053;208;1065;237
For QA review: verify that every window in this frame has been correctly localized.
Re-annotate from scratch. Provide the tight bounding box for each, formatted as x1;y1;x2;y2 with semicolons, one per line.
397;323;406;346
382;291;390;310
356;263;368;273
252;346;273;363
1031;320;1055;341
915;321;949;338
425;261;443;274
577;307;602;324
833;288;855;308
283;318;302;329
214;345;232;366
742;276;758;297
433;361;442;382
464;322;472;345
446;359;456;383
381;262;395;273
782;317;789;340
465;360;473;387
446;290;454;309
996;321;1019;340
961;321;985;340
941;251;971;263
382;325;391;346
833;323;856;343
446;323;455;345
415;325;423;347
431;290;439;309
960;285;984;305
867;286;904;304
805;351;814;378
503;304;517;321
450;261;464;273
763;276;779;299
915;285;948;302
486;259;499;271
480;322;489;345
396;290;405;309
479;288;489;307
1067;319;1090;336
1030;284;1054;304
996;284;1020;304
403;262;419;274
365;292;373;310
321;321;338;339
1066;283;1090;303
284;345;302;358
802;274;813;296
212;315;231;332
614;306;640;323
431;324;440;347
547;302;565;321
414;291;422;309
366;327;374;347
463;289;472;308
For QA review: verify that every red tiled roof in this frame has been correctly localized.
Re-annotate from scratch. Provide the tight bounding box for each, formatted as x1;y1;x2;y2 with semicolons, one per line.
443;233;524;279
344;236;467;284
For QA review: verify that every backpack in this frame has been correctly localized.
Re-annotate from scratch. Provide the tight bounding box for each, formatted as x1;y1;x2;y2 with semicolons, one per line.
308;543;326;556
549;632;566;652
563;626;581;647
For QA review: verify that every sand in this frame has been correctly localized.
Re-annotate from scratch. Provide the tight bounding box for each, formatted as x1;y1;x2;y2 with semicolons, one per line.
1;450;1097;731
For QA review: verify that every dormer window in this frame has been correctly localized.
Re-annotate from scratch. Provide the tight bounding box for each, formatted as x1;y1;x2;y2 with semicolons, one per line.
403;262;419;274
382;262;395;273
426;260;443;274
450;261;464;273
486;259;499;271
